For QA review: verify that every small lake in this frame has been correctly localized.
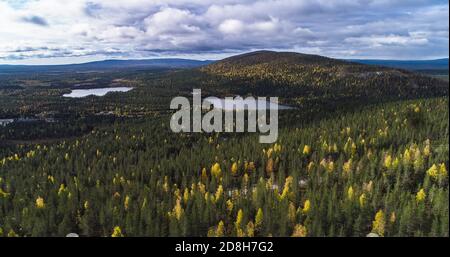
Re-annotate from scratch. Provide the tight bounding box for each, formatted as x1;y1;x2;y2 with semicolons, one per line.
63;87;133;98
204;97;293;111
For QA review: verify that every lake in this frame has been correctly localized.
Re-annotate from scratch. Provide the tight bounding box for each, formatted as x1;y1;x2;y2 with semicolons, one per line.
63;87;133;98
204;97;293;111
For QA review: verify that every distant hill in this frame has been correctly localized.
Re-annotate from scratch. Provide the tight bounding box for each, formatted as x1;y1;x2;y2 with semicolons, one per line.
201;50;347;82
200;50;448;100
207;50;344;66
0;58;213;73
348;58;449;71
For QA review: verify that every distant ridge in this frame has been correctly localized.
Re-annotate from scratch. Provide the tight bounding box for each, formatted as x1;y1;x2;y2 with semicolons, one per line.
0;58;213;73
348;58;449;71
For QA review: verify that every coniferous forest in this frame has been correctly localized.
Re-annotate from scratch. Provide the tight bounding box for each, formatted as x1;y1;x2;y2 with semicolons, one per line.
0;51;448;237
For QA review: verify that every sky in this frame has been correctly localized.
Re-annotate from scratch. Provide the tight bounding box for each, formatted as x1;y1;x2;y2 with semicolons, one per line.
0;0;448;65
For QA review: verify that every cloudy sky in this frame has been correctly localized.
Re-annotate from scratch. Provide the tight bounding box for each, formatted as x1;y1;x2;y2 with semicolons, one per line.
0;0;448;64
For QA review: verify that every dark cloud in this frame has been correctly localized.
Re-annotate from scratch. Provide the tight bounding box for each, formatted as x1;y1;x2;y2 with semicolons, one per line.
7;46;49;53
21;15;49;26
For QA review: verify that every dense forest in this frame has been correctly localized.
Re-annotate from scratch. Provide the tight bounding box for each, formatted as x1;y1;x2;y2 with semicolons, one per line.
0;51;448;237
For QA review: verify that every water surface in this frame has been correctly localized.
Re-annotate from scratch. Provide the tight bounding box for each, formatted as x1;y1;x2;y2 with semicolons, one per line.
63;87;133;98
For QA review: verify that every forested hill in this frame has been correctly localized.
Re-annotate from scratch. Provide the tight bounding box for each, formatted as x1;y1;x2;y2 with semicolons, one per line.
207;50;345;67
199;51;448;101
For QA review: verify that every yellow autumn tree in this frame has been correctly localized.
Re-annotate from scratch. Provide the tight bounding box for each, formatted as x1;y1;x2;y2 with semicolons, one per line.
235;209;244;229
255;208;263;230
347;186;354;200
7;229;18;237
214;185;223;202
359;193;366;207
211;163;222;179
372;210;385;236
35;197;45;209
403;148;411;165
427;164;439;179
392;157;400;170
183;188;189;203
124;195;131;210
302;199;311;214
47;175;55;184
244;161;256;172
280;176;293;200
327;161;335;173
0;188;10;198
439;163;448;177
384;154;392;169
423;142;431;157
416;188;426;203
413;151;424;171
201;168;208;182
291;224;307;237
111;226;124;237
216;220;225;237
169;198;184;220
302;145;311;155
226;199;234;213
57;184;67;196
231;162;238;176
343;159;352;174
265;148;274;158
428;163;448;180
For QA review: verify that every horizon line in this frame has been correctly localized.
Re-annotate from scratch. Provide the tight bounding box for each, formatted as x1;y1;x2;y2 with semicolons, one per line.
0;50;449;67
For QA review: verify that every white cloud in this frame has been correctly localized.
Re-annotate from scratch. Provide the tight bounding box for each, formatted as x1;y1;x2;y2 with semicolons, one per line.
251;18;279;33
0;0;448;64
219;19;245;35
345;34;429;47
145;8;200;36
